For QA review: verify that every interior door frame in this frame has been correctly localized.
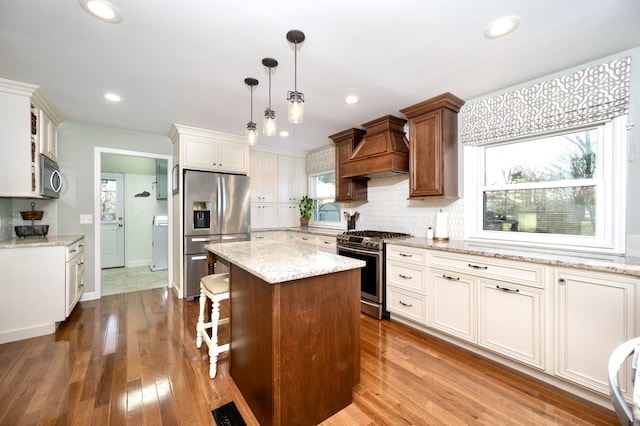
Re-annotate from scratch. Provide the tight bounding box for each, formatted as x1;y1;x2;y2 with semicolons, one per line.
94;147;173;299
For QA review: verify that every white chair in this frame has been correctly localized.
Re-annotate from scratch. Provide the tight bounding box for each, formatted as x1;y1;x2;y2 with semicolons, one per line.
195;272;230;378
608;337;640;426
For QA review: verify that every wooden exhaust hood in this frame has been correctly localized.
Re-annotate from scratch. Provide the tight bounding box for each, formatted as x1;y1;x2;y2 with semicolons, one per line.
340;115;410;178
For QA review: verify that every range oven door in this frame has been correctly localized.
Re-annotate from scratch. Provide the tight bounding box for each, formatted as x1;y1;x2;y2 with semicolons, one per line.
337;246;384;318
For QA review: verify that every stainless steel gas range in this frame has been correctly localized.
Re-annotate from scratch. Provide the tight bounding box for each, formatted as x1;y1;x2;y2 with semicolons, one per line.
336;230;410;319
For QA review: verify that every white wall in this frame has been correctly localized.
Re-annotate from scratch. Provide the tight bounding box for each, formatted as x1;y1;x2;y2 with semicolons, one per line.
56;121;172;295
123;173;167;266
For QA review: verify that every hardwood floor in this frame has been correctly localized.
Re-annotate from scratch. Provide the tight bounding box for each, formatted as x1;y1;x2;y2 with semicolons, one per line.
0;287;618;425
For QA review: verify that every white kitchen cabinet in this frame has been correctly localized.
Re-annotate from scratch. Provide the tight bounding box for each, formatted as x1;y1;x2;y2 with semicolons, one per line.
0;78;60;198
554;268;637;396
277;203;299;228
36;105;58;162
478;278;544;368
291;232;317;249
0;237;85;344
250;203;277;229
429;268;476;342
66;238;85;316
170;124;249;174
316;235;337;253
386;244;428;325
277;154;307;203
250;151;278;203
251;231;287;243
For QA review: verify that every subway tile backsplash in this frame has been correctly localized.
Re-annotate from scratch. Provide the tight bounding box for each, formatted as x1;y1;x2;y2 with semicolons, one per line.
346;174;464;239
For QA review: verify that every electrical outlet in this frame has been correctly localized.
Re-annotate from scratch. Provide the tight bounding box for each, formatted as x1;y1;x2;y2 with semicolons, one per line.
80;214;93;224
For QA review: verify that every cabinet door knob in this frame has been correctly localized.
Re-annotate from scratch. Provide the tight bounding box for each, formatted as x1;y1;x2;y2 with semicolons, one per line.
558;278;566;284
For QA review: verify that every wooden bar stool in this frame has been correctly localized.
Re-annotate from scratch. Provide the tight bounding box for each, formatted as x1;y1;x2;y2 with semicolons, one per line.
195;272;230;378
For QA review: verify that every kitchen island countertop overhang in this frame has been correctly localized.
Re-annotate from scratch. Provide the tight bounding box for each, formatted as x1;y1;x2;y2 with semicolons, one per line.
205;239;366;283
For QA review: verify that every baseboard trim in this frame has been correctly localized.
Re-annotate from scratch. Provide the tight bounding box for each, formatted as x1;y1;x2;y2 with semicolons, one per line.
0;322;56;344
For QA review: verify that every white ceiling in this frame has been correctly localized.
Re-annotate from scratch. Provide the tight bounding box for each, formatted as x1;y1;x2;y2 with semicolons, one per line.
2;1;640;152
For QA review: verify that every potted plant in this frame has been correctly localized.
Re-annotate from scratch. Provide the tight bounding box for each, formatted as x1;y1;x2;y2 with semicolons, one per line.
299;195;313;227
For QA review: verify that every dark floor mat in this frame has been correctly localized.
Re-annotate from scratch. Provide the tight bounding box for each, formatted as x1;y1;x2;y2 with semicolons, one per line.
212;401;246;426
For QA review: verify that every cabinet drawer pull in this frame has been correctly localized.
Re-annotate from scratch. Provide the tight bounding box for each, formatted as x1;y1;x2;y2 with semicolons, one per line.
399;300;413;307
323;241;333;244
302;237;309;241
443;274;460;281
398;274;412;279
399;253;413;257
496;285;519;293
255;236;265;239
468;263;488;270
69;249;77;253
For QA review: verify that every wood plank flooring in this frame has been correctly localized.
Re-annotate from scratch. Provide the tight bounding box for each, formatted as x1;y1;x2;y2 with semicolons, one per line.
0;287;619;425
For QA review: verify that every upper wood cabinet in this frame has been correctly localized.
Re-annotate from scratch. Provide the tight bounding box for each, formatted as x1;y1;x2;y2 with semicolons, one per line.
400;93;465;199
329;128;368;202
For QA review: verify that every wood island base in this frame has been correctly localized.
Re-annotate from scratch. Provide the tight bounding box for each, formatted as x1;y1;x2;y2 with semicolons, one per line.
229;264;361;426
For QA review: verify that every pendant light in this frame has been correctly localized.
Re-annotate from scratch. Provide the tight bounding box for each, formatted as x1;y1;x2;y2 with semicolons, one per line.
244;77;259;146
262;58;278;136
286;30;305;124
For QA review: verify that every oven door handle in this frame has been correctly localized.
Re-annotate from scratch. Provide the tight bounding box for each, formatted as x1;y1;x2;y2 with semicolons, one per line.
338;246;380;257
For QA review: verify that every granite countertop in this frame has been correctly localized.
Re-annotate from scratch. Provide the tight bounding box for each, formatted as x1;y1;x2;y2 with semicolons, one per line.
205;239;365;284
0;234;85;249
387;237;640;277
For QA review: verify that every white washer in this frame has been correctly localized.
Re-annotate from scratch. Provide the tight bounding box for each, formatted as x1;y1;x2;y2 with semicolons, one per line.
150;215;168;271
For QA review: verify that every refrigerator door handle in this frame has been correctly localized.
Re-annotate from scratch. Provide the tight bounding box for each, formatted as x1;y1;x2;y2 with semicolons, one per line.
190;255;208;261
191;237;215;242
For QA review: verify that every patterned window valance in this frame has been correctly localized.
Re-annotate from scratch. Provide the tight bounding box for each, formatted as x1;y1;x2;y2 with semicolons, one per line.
306;146;335;175
461;56;631;146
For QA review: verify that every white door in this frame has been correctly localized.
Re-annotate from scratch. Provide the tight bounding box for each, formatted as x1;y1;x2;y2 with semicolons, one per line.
101;172;125;268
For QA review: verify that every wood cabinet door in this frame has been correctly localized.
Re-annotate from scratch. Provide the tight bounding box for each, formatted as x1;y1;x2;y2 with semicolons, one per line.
409;109;443;197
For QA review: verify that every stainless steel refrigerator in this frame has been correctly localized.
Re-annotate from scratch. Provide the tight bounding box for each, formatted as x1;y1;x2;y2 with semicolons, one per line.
183;170;250;300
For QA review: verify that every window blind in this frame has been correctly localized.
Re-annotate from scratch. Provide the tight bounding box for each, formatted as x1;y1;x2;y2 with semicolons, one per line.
461;56;631;146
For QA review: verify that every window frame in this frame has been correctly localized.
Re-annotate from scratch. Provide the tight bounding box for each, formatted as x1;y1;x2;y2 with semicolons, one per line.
307;171;348;230
464;116;627;254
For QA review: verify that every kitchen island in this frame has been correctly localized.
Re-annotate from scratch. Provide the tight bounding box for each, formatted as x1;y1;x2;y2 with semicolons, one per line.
205;240;365;426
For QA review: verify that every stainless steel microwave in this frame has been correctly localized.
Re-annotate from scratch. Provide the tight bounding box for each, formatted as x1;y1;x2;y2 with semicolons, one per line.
39;154;62;198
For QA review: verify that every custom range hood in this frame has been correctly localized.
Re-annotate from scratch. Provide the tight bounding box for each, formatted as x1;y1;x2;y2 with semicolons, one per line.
340;115;409;178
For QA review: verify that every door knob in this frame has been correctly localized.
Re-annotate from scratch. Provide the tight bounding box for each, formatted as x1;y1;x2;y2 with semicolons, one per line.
118;224;123;228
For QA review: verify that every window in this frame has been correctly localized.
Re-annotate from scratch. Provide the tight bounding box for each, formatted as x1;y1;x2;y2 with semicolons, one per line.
465;117;626;254
308;172;344;228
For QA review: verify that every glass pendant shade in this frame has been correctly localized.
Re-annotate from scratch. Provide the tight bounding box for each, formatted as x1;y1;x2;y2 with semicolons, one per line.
246;122;257;146
286;30;306;124
261;58;278;136
244;77;259;146
287;91;304;124
263;109;277;136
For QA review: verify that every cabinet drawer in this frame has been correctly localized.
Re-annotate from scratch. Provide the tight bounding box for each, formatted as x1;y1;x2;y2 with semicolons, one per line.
66;239;85;261
387;260;426;293
317;236;336;251
386;244;428;265
431;252;544;288
292;233;316;246
387;286;426;324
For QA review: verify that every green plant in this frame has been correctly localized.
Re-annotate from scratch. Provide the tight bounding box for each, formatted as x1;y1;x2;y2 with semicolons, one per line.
299;195;313;221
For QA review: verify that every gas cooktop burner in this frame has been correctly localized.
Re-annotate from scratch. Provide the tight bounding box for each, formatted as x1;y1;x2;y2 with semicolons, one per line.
337;230;411;250
342;230;410;238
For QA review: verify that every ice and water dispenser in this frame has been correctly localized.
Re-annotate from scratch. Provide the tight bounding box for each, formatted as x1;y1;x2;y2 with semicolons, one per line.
192;202;211;230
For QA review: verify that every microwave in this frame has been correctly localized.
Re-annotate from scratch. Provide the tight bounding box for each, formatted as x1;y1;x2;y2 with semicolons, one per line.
39;154;62;198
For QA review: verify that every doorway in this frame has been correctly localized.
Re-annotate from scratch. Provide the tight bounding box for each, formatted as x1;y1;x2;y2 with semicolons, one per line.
94;148;173;298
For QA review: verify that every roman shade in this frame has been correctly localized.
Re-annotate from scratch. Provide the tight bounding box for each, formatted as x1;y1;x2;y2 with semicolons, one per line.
461;56;631;146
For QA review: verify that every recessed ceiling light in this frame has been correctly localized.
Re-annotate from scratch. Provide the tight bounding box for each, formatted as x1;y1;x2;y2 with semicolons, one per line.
484;15;520;39
79;0;122;24
103;92;122;102
280;130;290;137
343;95;360;105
